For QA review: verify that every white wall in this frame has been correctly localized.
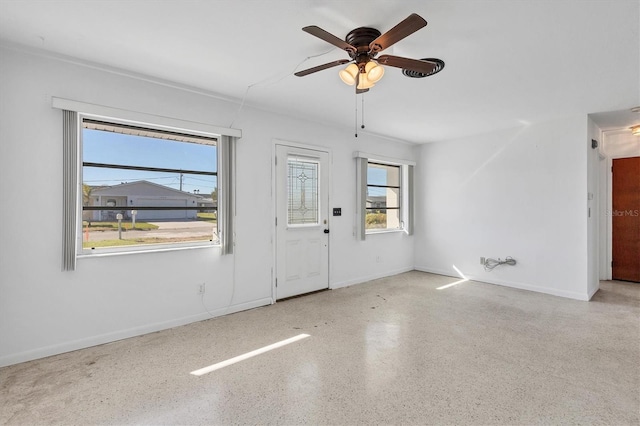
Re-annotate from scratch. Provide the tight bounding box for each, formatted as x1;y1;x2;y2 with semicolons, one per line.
0;46;415;367
602;131;640;159
414;116;591;300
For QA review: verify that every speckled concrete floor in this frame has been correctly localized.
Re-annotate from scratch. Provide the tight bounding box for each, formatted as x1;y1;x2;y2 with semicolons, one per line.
1;272;639;425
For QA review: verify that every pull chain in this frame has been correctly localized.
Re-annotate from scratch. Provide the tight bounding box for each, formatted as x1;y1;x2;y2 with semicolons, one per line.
361;96;365;130
355;92;358;137
354;93;366;137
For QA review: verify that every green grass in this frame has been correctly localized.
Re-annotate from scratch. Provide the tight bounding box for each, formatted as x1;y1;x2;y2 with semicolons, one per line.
83;239;141;248
82;221;158;231
196;212;217;223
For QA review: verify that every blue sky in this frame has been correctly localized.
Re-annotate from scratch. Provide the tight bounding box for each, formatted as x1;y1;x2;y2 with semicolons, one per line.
83;129;217;195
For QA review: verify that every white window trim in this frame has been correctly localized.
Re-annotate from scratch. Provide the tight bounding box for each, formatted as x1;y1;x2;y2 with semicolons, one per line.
53;97;241;138
56;98;239;268
354;152;415;240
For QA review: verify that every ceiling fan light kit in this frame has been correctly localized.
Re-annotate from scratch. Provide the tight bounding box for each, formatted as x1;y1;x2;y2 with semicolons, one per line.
295;13;444;93
340;62;384;88
357;73;375;90
363;61;384;83
339;63;359;85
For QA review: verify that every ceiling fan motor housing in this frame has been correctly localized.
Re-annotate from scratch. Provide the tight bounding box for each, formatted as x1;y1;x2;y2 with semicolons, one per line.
345;27;381;51
345;27;381;70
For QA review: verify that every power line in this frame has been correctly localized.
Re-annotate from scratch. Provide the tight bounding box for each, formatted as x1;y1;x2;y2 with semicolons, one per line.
83;176;176;183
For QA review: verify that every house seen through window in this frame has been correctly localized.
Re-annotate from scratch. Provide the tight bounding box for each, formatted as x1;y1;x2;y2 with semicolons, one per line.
81;118;218;251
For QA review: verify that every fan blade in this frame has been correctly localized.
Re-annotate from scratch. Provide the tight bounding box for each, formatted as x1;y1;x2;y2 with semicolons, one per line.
302;26;356;55
294;59;351;77
377;55;438;75
369;13;427;53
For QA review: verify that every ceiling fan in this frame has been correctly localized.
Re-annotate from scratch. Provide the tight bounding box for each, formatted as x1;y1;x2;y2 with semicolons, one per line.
294;13;444;93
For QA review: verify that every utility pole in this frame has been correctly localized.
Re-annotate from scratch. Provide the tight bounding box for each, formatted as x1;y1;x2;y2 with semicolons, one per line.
179;172;183;191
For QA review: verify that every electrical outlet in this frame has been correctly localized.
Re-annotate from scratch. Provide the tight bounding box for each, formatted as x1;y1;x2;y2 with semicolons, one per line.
198;283;206;295
480;257;485;265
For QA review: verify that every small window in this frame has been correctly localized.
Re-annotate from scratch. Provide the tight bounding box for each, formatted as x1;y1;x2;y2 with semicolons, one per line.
80;117;218;252
355;153;413;239
366;162;401;231
287;158;319;225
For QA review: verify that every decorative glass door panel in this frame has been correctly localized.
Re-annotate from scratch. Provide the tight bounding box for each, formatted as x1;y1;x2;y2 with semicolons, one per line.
287;159;319;226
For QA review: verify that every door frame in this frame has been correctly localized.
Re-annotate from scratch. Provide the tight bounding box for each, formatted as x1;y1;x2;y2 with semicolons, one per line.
599;128;640;281
271;139;333;302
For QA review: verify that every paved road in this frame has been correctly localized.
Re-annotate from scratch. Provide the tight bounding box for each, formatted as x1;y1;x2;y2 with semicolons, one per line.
85;220;216;242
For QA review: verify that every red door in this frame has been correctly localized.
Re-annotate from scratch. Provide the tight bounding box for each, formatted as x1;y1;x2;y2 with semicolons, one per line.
612;157;640;282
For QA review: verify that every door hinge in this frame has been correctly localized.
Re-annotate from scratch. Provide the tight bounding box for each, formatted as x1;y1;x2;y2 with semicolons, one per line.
611;260;614;267
275;217;277;226
275;278;278;287
275;156;277;165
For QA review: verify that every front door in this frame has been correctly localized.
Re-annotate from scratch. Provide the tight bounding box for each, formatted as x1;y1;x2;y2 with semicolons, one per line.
275;144;329;299
612;156;640;282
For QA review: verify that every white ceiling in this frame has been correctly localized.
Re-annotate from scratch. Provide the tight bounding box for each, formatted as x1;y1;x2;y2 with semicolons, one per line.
1;0;638;143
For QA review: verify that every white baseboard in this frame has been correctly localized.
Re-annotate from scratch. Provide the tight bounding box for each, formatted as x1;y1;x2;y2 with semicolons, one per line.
0;297;272;368
331;266;414;290
414;265;591;301
413;266;460;279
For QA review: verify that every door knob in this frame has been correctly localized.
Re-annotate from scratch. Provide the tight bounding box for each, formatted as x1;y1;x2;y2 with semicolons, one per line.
323;229;330;234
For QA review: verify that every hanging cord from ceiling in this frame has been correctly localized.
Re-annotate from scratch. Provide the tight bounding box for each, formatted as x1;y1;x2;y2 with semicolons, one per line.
483;256;517;271
229;48;336;128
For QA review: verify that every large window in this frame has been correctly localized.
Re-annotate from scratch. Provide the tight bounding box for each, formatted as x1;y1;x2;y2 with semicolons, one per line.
366;162;401;231
80;117;219;252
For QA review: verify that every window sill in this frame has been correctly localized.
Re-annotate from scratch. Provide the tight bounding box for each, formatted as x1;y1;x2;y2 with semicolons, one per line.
78;242;221;258
365;228;408;236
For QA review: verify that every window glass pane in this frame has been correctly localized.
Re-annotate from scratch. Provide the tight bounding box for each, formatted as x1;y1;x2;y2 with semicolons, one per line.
81;119;218;250
83;128;216;172
287;159;319;225
368;163;400;187
81;209;216;249
366;186;400;209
